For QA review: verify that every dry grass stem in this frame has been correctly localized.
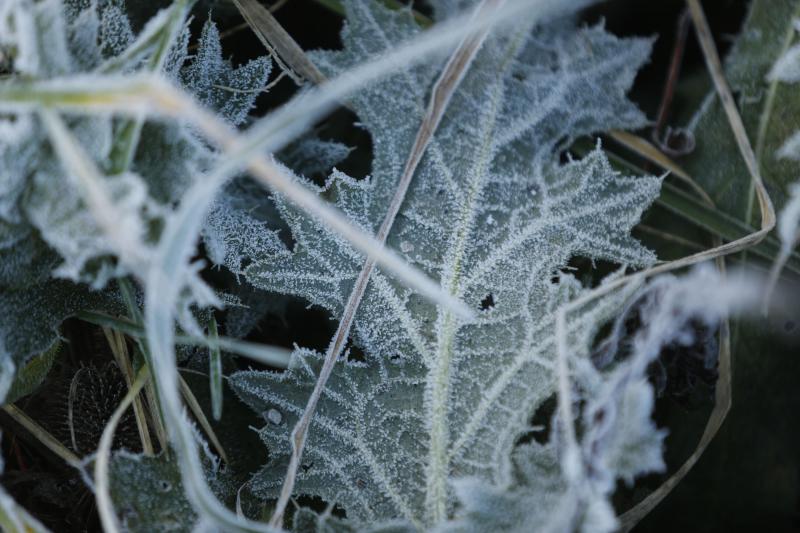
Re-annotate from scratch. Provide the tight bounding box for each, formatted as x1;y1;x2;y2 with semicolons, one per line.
560;1;776;527
232;0;326;85
103;327;155;456
1;404;81;468
178;376;229;464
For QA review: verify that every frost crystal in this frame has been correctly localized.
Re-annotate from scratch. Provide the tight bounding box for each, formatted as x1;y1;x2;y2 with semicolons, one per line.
181;19;271;126
226;1;662;529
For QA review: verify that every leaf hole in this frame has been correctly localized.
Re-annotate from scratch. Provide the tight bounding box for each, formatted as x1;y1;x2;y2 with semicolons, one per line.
346;343;367;363
558;257;622;288
479;293;495;311
236;295;336;370
517;394;557;446
292;496;348;520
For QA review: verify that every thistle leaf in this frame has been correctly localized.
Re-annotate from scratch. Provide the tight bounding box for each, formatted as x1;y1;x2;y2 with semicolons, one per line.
226;1;661;528
181;18;272;126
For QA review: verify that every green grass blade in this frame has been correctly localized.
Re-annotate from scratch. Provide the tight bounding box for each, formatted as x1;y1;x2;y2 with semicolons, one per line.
208;316;223;421
657;182;800;274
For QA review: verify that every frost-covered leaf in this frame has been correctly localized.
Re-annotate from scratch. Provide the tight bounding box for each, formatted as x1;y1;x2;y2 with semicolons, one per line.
0;224;57;287
99;3;135;59
227;1;660;529
0;0;272;399
203;180;287;276
0;280;121;402
280;137;353;180
0;0;71;76
107;367;275;532
4;341;60;404
292;506;416;533
109;452;197;533
26;118;161;287
203;136;349;279
443;266;759;533
0;0;272;287
109;444;234;532
440;443;571;533
181;18;271;126
0;0;152;286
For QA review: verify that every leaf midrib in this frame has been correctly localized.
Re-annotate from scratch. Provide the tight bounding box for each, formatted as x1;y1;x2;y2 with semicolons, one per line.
422;28;527;526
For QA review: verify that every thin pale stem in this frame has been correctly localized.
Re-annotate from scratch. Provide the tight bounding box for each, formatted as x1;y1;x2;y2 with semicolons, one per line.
1;404;81;468
637;224;707;251
78;310;292;368
117;279;170;453
609;129;715;206
208;316;224;421
178;376;229;463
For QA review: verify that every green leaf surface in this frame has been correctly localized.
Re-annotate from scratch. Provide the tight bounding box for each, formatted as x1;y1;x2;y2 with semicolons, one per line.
684;0;800;220
225;1;663;529
4;342;60;405
0;0;271;403
0;281;121;403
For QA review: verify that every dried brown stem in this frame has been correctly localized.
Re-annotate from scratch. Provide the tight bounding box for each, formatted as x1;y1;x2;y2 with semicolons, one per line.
103;327;155;455
232;0;327;85
652;9;690;144
1;404;81;468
